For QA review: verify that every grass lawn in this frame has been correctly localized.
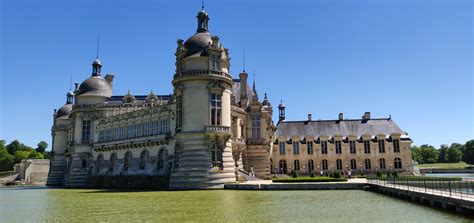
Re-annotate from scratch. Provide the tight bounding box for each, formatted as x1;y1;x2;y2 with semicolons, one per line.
417;162;473;170
272;176;347;183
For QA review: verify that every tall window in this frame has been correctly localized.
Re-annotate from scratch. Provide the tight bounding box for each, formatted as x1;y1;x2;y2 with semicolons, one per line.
293;141;299;155
124;151;132;171
279;160;287;174
96;154;103;172
279;142;285;155
322;159;328;170
350;159;357;170
379;158;386;169
364;140;371;153
336;159;342;170
157;149;165;169
210;93;222;125
364;159;371;170
153;121;161;134
252;115;261;139
293;160;300;171
307;141;313;154
308;159;314;172
394;157;402;169
139;150;149;170
378;139;385;153
176;95;183;132
349;140;356;154
82;120;91;143
109;153;117;172
335;140;342;154
211;54;220;70
393;139;400;153
211;144;223;170
161;119;169;134
321;141;328;154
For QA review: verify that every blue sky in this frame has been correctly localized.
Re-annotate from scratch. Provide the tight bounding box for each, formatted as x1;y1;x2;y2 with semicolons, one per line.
1;0;472;149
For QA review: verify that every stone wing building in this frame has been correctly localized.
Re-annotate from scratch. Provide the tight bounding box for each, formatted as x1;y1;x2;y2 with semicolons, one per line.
48;8;274;189
48;7;413;189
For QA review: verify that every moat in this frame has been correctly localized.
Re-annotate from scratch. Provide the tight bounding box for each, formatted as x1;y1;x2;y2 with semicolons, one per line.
0;187;472;222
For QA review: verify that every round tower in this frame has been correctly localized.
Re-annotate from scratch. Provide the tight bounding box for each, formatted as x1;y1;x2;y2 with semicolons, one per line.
170;7;235;189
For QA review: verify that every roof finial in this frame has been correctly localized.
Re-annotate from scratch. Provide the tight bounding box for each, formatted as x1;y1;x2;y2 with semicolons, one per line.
69;75;72;91
252;70;256;93
201;0;205;10
96;35;100;59
243;48;246;72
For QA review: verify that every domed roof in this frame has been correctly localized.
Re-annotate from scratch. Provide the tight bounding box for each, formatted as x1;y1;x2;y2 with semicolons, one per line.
55;104;72;119
184;32;212;57
77;76;112;98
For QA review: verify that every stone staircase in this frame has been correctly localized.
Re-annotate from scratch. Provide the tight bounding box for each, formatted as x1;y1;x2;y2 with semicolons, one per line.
46;155;66;186
65;159;90;188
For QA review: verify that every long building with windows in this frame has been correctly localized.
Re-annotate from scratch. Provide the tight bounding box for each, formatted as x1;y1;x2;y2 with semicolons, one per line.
47;7;413;189
271;108;413;175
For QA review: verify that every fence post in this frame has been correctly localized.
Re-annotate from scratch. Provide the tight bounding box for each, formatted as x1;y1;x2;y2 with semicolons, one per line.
448;180;451;197
424;180;426;193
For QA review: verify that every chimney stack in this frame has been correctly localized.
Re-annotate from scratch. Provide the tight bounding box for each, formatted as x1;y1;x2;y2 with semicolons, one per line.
307;113;312;121
239;72;248;107
363;112;371;120
338;113;344;120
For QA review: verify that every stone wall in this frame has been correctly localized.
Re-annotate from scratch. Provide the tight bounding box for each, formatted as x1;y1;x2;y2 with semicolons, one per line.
14;159;50;184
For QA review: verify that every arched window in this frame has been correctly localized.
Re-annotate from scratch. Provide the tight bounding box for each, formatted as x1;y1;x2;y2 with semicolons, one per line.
394;157;402;169
123;151;132;171
139;150;149;170
322;159;328;170
80;156;87;170
96;153;103;172
211;143;223;170
294;159;300;170
157;149;165;169
279;160;287;174
109;152;117;172
379;158;386;169
336;159;342;170
308;159;314;172
350;159;357;170
364;159;371;170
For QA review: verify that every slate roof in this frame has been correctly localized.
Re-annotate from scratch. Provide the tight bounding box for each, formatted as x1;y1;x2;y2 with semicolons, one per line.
275;118;409;139
106;95;171;105
231;79;257;106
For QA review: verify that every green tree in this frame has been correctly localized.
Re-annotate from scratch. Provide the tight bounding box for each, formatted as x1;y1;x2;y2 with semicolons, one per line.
446;145;462;163
418;144;439;164
438;144;448;163
463;140;474;164
14;150;31;163
6;140;22;155
0;144;14;171
28;150;44;159
36;141;48;153
411;146;422;163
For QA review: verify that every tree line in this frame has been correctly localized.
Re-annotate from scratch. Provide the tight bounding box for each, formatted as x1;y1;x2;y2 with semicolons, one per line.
0;139;49;172
411;139;474;164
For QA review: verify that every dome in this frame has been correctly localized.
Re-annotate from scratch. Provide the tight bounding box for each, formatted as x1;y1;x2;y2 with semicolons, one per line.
77;76;112;98
55;104;72;119
184;32;212;57
278;100;286;108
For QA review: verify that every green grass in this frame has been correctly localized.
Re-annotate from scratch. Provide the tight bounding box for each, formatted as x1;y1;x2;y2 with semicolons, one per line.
367;176;463;181
417;162;474;170
272;177;347;183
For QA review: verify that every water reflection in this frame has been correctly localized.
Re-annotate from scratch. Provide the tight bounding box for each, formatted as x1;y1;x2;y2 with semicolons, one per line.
0;187;472;222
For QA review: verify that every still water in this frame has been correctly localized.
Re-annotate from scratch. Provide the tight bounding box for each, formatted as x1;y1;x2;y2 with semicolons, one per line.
425;173;474;179
0;187;472;222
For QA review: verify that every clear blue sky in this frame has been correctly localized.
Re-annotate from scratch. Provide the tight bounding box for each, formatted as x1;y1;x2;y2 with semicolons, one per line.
1;0;472;149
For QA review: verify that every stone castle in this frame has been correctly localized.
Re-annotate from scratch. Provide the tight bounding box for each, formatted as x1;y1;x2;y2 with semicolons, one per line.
48;7;413;189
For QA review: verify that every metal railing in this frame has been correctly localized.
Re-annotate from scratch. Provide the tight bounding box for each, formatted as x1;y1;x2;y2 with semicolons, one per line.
367;178;474;201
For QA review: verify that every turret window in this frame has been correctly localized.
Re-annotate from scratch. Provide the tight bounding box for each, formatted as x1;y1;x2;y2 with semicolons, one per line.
252;115;261;139
81;120;91;143
176;95;183;132
211;143;223;170
210;93;222;125
211;55;220;70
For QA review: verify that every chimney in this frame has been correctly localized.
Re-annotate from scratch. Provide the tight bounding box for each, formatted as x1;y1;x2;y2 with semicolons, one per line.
338;113;343;120
74;82;79;91
105;74;115;86
363;112;371;120
307;113;312;121
239;72;248;107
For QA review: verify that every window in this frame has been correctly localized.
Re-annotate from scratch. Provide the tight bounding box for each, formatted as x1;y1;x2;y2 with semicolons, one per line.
393;139;400;153
211;54;220;70
279;160;287;174
109;153;117;172
336;159;342;170
349;140;356;154
293;141;299;155
350;159;357;170
308;159;314;172
378;139;385;153
157;149;165;169
99;130;105;142
153;121;161;134
82;120;91;143
143;123;150;136
161;119;169;134
124;151;132;171
307;141;313;154
139;150;149;170
251;115;261;139
364;140;371;153
279;142;285;155
294;160;300;170
322;159;328;170
135;124;143;137
128;125;135;138
106;129;112;142
379;158;386;169
335;140;342;154
321;141;328;154
364;159;371;170
96;154;103;172
176;95;183;132
394;157;402;169
210;93;222;125
211;144;223;170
